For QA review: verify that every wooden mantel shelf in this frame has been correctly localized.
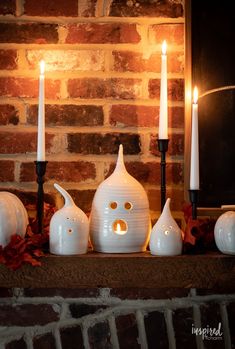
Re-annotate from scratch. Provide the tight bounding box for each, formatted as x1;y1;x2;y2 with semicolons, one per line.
0;252;235;289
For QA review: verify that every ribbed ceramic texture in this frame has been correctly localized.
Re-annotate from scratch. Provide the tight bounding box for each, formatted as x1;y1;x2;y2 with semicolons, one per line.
150;198;182;256
214;211;235;255
50;183;89;255
90;145;151;253
0;192;28;247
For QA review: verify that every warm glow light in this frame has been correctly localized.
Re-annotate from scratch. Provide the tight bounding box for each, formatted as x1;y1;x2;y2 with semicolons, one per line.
193;86;198;104
40;60;45;75
116;223;121;233
162;40;167;55
113;219;128;235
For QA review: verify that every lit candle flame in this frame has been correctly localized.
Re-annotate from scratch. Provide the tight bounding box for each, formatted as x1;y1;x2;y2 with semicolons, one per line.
116;223;121;234
40;60;45;75
193;86;198;104
162;40;167;55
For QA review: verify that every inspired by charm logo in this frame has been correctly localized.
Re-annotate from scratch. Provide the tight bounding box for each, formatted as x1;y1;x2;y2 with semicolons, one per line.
192;322;223;340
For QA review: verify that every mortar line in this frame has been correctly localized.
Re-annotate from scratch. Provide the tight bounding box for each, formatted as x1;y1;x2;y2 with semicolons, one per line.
108;315;120;349
220;302;232;349
135;309;148;349
165;309;176;349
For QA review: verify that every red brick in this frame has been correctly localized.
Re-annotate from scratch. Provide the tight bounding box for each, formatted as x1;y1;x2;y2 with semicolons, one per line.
0;50;18;70
0;104;19;125
23;288;99;298
168;106;184;128
110;104;157;127
26;49;105;71
0;23;58;44
0;160;15;182
0;78;60;99
5;338;27;349
227;302;235;346
200;303;224;348
113;51;184;73
69;304;107;318
110;288;190;299
148;188;185;211
148;78;184;101
149;24;184;45
67;133;141;154
0;304;59;326
116;313;140;349
0;288;13;298
0;131;54;154
88;321;111;349
0;188;56;207
47;161;96;183
150;133;184;156
106;161;183;185
78;0;97;17
173;308;197;348
20;161;96;182
110;105;184;128
33;333;56;349
0;0;15;15
68;78;142;99
27;104;104;126
144;311;169;349
109;0;183;17
66;23;140;44
24;0;78;16
67;189;96;214
60;326;84;349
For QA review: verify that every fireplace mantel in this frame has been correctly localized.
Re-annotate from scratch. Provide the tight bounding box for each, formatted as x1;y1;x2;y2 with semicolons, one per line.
0;252;234;289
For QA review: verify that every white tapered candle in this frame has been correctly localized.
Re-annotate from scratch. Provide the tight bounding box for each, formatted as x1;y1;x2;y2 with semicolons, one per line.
159;40;168;139
190;87;200;189
37;60;45;161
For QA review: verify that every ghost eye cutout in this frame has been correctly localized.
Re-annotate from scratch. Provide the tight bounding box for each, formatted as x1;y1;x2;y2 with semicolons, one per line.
109;202;118;209
124;202;133;210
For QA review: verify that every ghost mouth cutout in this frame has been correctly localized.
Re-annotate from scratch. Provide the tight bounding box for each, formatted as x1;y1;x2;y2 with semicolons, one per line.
113;219;128;235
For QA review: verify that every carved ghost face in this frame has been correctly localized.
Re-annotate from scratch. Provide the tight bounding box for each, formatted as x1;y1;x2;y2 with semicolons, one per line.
109;200;133;235
89;144;150;253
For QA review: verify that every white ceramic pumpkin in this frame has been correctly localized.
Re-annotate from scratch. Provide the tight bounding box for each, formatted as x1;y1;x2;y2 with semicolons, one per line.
214;211;235;255
0;192;29;247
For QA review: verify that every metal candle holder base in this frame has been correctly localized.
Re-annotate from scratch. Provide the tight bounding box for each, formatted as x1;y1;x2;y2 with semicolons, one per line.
189;189;199;220
35;161;48;233
157;139;169;212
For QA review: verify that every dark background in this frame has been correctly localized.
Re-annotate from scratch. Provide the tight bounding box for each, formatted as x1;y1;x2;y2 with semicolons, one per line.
192;0;235;206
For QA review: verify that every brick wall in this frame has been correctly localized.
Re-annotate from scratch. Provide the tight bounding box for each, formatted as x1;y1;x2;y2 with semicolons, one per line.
0;0;185;220
0;287;234;349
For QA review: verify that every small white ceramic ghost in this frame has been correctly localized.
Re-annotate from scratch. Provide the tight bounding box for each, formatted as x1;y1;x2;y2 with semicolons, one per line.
49;183;89;255
149;198;183;256
90;144;151;253
214;211;235;255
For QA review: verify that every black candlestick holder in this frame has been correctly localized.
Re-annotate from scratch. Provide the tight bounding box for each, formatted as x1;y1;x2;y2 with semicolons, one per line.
35;161;48;233
157;139;169;212
189;189;199;220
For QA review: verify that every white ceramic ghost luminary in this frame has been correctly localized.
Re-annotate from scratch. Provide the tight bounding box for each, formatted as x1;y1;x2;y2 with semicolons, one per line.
89;144;151;253
214;211;235;255
49;183;89;255
149;198;183;256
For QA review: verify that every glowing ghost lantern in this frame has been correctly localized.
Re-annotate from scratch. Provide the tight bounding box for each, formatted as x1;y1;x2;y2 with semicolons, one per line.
89;144;151;253
50;183;89;255
149;198;183;256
